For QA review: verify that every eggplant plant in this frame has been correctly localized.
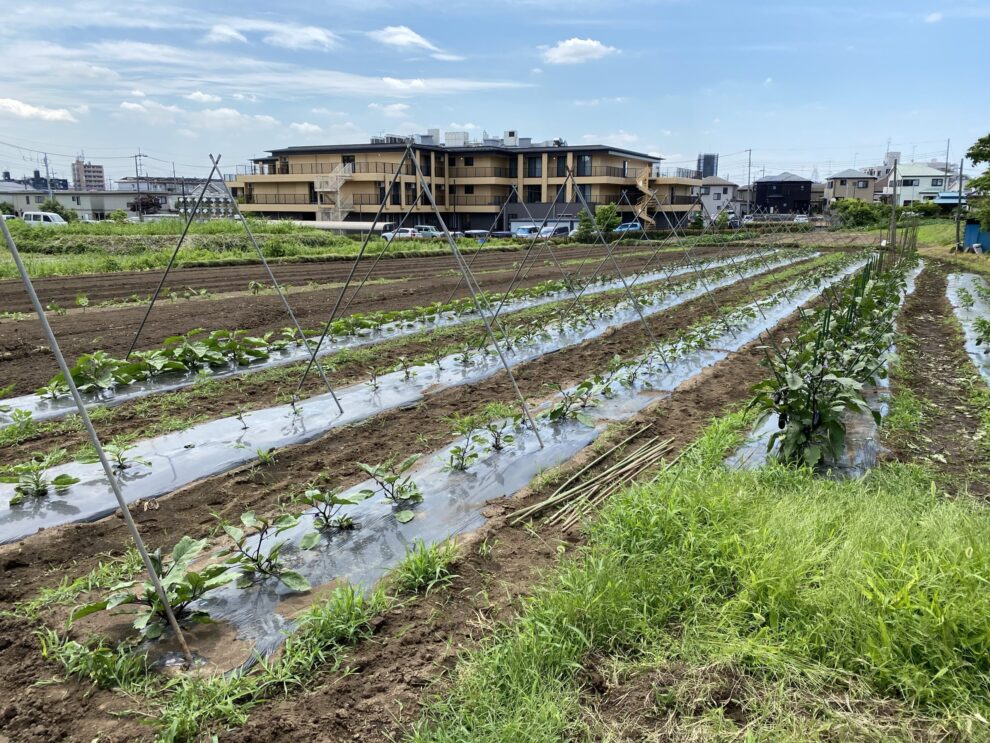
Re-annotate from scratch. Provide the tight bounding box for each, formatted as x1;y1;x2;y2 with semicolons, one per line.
70;536;234;639
2;452;80;506
481;401;520;452
975;317;990;354
957;287;976;310
297;484;364;530
357;454;422;523
219;510;317;592
444;413;486;472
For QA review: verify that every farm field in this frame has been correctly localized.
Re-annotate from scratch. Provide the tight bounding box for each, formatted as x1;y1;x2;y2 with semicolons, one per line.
2;224;990;743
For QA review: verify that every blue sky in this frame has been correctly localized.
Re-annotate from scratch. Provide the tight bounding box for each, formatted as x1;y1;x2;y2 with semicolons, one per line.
0;0;986;185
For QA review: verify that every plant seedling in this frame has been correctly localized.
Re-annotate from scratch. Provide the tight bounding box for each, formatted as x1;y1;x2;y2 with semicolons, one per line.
366;367;381;391
70;536;234;639
357;454;422;523
219;510;316;591
444;413;486;472
297;485;365;530
2;452;80;506
481;401;519;451
397;356;415;381
256;448;278;466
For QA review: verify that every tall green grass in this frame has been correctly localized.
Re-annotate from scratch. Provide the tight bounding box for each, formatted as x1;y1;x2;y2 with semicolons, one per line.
412;412;990;741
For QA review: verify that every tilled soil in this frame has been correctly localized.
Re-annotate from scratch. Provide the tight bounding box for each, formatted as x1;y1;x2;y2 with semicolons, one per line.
0;261;822;743
0;244;731;395
884;263;990;496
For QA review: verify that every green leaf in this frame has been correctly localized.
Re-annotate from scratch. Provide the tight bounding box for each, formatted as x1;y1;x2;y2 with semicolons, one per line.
240;511;261;529
299;531;321;550
171;535;204;565
279;570;311;592
69;600;109;624
395;509;415;524
222;524;245;544
51;474;80;489
575;412;596;427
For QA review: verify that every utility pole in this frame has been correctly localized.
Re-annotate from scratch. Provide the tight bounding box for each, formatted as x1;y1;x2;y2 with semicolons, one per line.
746;148;752;215
888;159;898;248
134;150;145;222
944;138;951;187
956;156;964;251
42;153;53;199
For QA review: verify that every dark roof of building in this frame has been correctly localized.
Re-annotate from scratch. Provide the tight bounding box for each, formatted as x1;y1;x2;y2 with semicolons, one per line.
828;168;874;180
756;171;812;183
701;176;737;186
254;142;659;163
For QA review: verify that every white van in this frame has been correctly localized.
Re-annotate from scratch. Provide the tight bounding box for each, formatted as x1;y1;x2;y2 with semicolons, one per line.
22;211;68;227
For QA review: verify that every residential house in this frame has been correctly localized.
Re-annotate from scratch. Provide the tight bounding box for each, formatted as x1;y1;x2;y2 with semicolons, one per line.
882;163;949;206
227;130;699;232
825;169;877;203
753;172;812;214
699;176;738;219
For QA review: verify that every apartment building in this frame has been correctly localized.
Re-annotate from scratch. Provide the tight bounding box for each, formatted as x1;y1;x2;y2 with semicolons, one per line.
71;158;106;191
227;130;701;231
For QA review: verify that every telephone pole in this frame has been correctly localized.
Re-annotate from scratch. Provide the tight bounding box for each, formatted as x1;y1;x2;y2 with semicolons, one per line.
746;148;752;215
134;150;145;222
43;153;53;199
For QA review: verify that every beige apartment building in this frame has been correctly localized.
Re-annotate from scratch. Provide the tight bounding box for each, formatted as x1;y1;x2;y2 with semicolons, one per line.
71;158;106;191
227;131;701;232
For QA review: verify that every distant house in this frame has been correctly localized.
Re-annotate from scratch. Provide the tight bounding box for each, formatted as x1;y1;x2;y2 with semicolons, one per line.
753;172;812;214
825;169;877;203
882;163;949;206
699;176;738;218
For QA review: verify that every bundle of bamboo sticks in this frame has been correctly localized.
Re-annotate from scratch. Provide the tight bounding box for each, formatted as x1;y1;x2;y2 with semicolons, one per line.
509;424;685;531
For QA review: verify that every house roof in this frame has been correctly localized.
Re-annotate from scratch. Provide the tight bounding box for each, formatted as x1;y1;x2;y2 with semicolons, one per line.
701;176;737;186
893;163;948;177
756;171;811;183
256;142;659;163
828;168;874;180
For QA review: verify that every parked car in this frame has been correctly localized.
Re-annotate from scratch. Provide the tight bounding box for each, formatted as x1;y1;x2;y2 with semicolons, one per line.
22;211;68;227
727;216;741;229
382;227;419;241
1;214;17;221
742;214;755;225
793;214;810;224
513;225;539;238
538;224;570;238
413;225;443;239
614;221;642;234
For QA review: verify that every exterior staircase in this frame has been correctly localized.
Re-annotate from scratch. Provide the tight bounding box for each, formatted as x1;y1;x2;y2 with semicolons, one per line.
316;162;353;222
635;167;656;226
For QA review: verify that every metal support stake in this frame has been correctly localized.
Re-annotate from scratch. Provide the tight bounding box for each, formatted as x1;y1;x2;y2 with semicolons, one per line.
410;154;545;448
296;146;414;394
125;159;221;358
214;155;341;411
2;218;194;665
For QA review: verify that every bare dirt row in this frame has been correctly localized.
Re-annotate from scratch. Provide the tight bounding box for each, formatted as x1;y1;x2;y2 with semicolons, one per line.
0;243;737;395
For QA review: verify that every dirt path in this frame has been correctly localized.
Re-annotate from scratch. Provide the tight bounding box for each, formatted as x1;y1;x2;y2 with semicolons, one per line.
0;244;732;395
884;263;990;496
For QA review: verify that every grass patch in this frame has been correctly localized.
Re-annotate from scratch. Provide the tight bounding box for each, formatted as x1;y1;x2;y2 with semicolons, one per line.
411;411;990;741
389;539;460;595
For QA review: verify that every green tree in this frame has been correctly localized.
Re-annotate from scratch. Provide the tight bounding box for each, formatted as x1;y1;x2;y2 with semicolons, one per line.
833;199;886;228
39;198;77;222
714;210;730;229
108;209;128;223
574;209;594;242
967;133;990;231
902;200;940;218
0;201;14;216
594;203;621;237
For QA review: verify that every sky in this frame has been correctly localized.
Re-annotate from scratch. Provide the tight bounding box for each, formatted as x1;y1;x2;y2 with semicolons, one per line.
0;0;987;186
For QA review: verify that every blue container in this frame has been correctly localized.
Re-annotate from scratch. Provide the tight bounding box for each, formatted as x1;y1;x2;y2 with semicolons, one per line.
964;220;990;253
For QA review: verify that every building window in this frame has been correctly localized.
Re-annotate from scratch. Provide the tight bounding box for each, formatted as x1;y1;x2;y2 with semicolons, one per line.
713;193;721;201
464;185;474;195
449;185;456;195
574;183;591;203
448;156;455;167
575;154;592;177
526;156;542;178
931;178;944;187
556;156;567;177
901;178;920;187
509;159;518;178
700;186;710;195
36;195;44;203
464;156;474;167
723;187;728;194
72;196;80;204
856;180;868;189
524;185;542;203
839;179;847;186
390;182;400;206
342;155;355;166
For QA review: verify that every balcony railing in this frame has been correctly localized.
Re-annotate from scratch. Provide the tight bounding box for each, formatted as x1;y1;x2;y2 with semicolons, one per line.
275;161;420;176
449;166;515;179
246;194;315;205
450;195;508;206
571;165;633;179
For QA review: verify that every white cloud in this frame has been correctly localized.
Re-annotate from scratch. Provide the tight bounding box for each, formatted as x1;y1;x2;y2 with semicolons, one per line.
924;11;943;22
117;98;278;129
448;121;478;130
117;99;183;125
129;88;146;97
231;92;259;102
581;130;639;146
542;38;617;64
0;97;77;122
368;25;440;51
73;104;90;115
290;121;323;135
574;96;625;107
530;67;543;74
431;52;464;61
763;76;773;86
368;102;411;118
203;24;247;43
199;107;278;128
311;107;343;115
185;90;221;103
